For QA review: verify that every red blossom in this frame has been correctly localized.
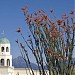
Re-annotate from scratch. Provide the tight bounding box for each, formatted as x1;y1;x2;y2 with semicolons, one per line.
34;17;41;22
15;39;18;43
43;14;49;20
21;5;28;10
65;47;68;51
52;32;58;38
62;13;66;16
50;22;55;26
41;9;45;13
54;55;59;59
47;49;54;54
34;11;38;15
39;21;43;25
73;22;75;29
59;55;65;59
69;11;74;14
16;27;21;33
73;22;75;25
60;31;65;36
20;43;24;49
27;14;32;18
61;24;66;28
50;26;55;32
29;40;32;44
57;20;64;25
46;30;50;34
27;39;32;44
68;25;72;29
62;38;64;43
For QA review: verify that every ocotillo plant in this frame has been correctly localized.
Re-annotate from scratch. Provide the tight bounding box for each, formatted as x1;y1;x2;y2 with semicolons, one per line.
16;5;75;75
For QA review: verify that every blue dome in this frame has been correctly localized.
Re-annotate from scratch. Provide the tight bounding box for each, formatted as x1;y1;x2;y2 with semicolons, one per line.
0;38;10;44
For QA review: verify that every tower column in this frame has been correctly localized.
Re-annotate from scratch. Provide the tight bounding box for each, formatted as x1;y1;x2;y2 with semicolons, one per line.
0;38;12;67
5;59;7;66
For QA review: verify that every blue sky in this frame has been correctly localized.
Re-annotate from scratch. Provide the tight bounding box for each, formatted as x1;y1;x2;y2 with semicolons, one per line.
0;0;74;63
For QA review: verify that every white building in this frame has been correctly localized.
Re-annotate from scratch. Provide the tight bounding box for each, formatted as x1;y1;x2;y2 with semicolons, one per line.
0;37;48;75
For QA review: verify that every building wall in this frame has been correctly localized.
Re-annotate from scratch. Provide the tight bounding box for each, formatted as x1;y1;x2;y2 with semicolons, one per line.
14;68;40;75
0;66;49;75
8;66;14;75
0;66;14;75
0;66;10;75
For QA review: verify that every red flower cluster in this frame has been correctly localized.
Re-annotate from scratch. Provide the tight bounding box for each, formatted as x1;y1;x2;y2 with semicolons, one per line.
57;20;64;25
15;39;18;43
47;49;54;54
20;43;24;49
21;5;28;10
16;27;21;33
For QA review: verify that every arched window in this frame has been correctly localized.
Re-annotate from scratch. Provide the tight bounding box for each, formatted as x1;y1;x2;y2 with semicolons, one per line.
7;59;10;66
1;47;4;52
6;47;9;52
1;59;4;66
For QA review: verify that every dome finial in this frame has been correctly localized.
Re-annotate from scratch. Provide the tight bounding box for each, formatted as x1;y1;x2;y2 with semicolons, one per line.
1;30;5;38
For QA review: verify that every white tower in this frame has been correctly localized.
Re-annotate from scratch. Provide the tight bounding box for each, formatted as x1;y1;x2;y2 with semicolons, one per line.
0;38;12;67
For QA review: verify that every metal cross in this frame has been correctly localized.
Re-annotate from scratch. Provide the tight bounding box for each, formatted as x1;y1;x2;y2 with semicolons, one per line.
1;30;5;38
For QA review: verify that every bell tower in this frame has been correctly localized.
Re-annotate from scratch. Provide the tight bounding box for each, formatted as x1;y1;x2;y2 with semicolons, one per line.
0;38;12;67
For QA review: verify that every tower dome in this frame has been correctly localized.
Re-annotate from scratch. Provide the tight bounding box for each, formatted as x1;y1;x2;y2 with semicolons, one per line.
0;38;10;44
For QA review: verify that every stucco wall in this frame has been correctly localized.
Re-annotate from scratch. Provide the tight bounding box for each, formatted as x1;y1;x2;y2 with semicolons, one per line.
0;66;9;75
0;66;14;75
14;68;49;75
0;66;49;75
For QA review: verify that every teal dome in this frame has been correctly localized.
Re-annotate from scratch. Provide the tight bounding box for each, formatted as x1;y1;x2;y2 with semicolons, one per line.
0;38;10;44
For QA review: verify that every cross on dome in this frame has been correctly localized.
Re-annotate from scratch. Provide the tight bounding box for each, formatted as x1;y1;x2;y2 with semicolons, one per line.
1;30;5;38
